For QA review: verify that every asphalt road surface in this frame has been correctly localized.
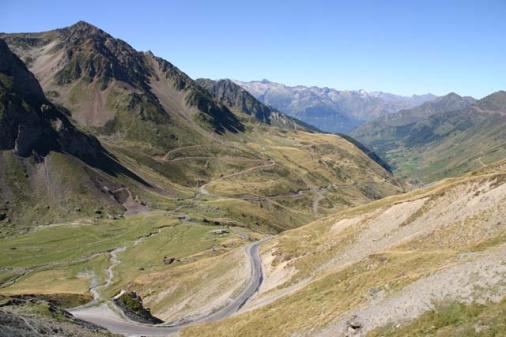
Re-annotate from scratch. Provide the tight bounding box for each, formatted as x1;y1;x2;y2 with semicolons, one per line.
70;241;264;337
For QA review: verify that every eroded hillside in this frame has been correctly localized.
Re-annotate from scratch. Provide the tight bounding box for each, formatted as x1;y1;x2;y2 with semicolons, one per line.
0;22;409;336
182;160;506;337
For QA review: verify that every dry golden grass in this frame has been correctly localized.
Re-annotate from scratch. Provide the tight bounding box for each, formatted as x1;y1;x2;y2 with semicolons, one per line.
131;247;248;321
0;270;90;296
181;160;506;337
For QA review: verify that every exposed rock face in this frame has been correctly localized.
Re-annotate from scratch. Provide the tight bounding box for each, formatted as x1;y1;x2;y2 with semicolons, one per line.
0;38;150;228
0;296;118;337
196;78;318;131
53;21;150;90
196;78;274;123
0;38;127;166
0;37;151;173
163;256;177;265
113;291;163;324
2;21;245;146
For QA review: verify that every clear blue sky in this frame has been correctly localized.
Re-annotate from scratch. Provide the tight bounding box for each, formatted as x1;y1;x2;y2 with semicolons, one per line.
2;0;505;98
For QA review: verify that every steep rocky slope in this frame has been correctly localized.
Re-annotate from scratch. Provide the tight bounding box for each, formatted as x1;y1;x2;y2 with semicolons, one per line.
183;159;506;337
0;39;149;233
1;21;243;152
236;79;437;133
352;92;506;184
195;78;318;131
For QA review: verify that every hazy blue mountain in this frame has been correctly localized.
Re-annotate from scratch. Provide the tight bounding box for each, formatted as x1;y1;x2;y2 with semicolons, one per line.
235;79;437;133
351;92;506;184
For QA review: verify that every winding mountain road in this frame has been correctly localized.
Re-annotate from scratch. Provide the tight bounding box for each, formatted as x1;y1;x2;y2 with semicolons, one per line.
197;160;276;197
70;241;264;337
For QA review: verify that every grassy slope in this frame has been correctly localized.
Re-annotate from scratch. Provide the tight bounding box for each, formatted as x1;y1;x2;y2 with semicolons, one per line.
0;22;407;329
0;211;252;318
368;299;506;337
181;160;506;337
352;94;506;184
369;115;506;184
0;151;129;236
98;125;404;234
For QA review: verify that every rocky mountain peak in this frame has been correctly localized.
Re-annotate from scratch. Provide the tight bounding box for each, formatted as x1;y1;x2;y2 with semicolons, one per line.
54;21;148;90
196;78;274;123
430;92;475;110
66;20;102;34
58;20;113;46
444;92;462;99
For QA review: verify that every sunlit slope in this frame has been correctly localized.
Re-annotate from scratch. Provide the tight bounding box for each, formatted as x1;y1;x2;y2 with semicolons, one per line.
353;92;506;184
182;160;506;337
0;24;406;329
2;22;404;234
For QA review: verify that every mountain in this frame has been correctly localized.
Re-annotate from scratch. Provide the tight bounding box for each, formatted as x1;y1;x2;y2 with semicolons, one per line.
352;92;506;184
235;79;437;133
1;21;244;153
0;22;411;336
0;38;119;162
195;78;318;131
2;20;505;337
1;21;405;235
183;159;506;337
0;38;150;233
358;92;476;128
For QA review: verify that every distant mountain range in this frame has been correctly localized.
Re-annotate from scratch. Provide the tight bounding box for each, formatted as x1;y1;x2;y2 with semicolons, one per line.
235;79;437;133
352;92;506;183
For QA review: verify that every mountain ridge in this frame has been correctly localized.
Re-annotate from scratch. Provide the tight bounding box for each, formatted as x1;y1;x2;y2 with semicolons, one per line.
235;79;437;133
1;20;245;151
195;78;319;132
352;91;506;183
0;21;405;234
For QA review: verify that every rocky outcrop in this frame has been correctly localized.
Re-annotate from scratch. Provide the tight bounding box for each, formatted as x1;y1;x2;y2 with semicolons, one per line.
0;296;118;337
113;292;163;324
